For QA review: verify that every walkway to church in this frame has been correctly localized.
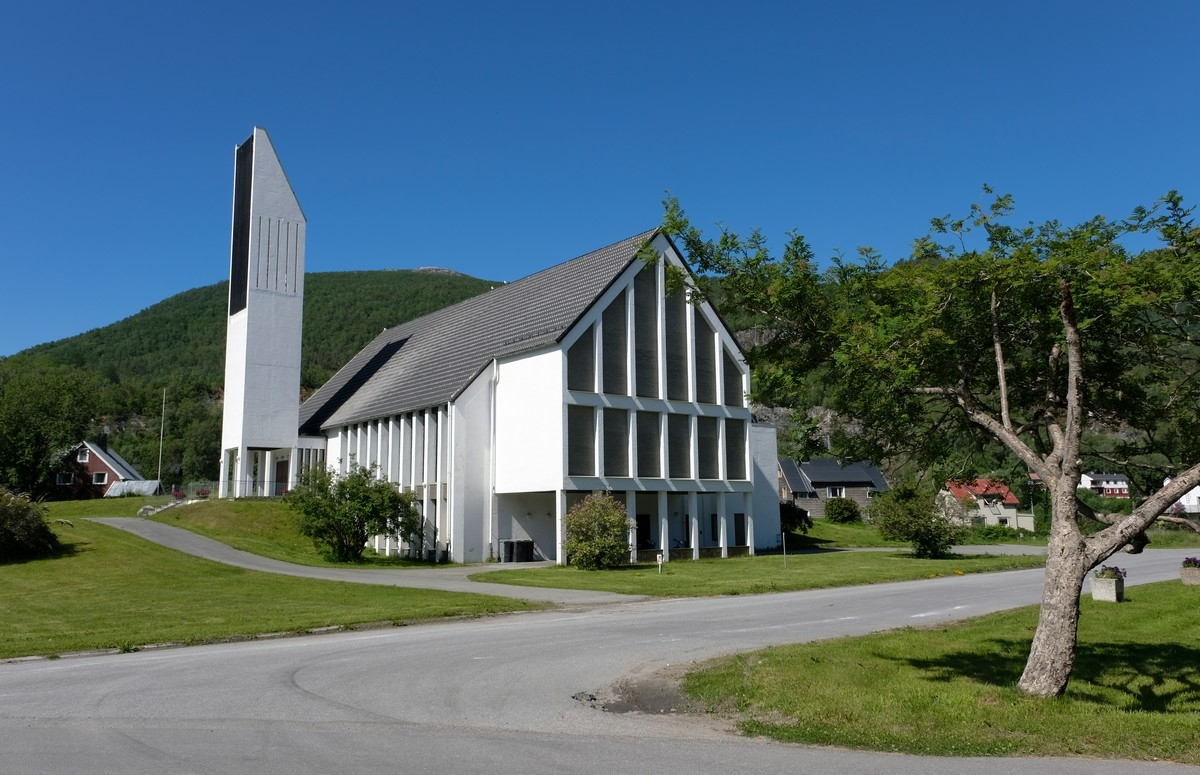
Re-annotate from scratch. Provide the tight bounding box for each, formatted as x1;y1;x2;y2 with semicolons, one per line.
90;518;641;606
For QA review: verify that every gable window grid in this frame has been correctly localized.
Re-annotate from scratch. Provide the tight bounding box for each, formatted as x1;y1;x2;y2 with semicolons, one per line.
827;486;845;499
77;448;89;463
92;472;108;485
56;472;73;486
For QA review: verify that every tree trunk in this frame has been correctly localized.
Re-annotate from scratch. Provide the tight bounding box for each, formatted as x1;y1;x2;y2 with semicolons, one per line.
1017;487;1089;697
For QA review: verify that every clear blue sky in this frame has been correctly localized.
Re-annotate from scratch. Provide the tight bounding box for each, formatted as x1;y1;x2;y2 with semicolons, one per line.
3;1;1197;357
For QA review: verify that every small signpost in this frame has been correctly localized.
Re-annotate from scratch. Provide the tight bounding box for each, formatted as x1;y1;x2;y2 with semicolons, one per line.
657;552;664;574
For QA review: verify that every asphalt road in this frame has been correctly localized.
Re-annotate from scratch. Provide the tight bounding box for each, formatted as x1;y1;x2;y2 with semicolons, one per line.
3;521;1197;774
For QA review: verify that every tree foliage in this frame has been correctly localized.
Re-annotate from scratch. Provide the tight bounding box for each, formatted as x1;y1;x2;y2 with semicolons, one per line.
0;357;107;497
563;493;632;570
870;482;961;558
657;188;1200;697
823;497;861;524
0;487;61;562
285;464;420;562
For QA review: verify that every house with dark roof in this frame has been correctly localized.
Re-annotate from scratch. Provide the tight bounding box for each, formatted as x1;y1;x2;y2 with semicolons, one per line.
295;230;780;564
777;458;889;518
54;440;160;499
1079;472;1130;499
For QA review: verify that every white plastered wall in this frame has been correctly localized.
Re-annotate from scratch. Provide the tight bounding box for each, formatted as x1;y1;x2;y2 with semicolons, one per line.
494;348;563;493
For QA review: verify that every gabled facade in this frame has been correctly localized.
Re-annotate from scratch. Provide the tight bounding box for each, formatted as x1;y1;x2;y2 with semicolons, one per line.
54;440;159;499
1079;472;1130;499
778;458;888;518
944;478;1032;531
297;230;780;564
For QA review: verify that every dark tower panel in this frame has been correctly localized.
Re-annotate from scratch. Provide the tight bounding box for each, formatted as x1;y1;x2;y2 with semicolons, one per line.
229;133;254;316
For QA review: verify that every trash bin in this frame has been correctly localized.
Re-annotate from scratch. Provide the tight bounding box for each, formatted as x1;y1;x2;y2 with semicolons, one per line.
512;539;534;563
500;539;515;563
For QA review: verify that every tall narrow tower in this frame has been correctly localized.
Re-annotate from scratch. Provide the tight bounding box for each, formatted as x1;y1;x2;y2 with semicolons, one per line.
219;127;305;498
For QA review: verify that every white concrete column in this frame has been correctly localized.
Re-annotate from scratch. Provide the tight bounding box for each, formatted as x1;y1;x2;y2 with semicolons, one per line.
287;447;298;493
626;490;638;563
655;258;667;400
685;293;696;402
556;489;567;566
234;445;248;497
387;416;400;482
690;510;699;560
718;491;728;558
218;449;230;498
659;492;670;563
745;495;755;556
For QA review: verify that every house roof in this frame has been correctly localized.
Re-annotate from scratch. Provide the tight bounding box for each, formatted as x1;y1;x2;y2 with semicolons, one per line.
299;229;658;433
945;478;1019;505
779;458;890;494
79;441;144;481
1083;472;1129;484
778;459;807;493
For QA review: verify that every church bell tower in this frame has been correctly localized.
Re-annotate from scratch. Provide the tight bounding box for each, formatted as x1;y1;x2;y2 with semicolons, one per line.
218;127;305;497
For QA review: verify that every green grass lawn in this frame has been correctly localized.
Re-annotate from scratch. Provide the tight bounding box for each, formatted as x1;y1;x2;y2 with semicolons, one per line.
0;519;537;660
45;495;173;519
682;581;1200;763
469;551;1045;596
46;497;433;568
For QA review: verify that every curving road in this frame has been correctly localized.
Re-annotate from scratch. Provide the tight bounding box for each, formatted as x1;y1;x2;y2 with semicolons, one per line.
3;521;1197;774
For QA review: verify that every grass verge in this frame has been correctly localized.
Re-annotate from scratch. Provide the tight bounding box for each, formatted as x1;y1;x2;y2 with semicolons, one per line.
0;520;537;660
469;551;1045;596
682;581;1200;763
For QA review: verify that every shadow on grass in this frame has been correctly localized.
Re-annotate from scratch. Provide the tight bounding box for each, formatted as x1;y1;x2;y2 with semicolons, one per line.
896;636;1200;713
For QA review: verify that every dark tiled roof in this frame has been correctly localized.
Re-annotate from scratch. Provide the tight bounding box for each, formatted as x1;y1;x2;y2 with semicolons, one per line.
778;458;809;494
788;458;889;491
299;229;658;433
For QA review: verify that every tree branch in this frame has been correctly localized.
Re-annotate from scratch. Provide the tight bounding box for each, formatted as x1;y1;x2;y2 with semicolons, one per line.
991;285;1013;430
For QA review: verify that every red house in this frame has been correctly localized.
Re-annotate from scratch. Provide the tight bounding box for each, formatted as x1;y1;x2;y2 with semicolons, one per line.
54;440;160;499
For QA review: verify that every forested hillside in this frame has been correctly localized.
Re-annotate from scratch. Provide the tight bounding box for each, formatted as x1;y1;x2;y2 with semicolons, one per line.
4;270;496;493
27;269;498;388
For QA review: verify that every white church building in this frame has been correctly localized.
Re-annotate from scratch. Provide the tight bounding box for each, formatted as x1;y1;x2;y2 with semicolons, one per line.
220;128;780;565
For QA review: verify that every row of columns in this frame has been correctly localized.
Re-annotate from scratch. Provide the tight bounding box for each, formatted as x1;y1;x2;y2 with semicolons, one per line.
552;488;755;566
335;404;452;559
218;443;326;499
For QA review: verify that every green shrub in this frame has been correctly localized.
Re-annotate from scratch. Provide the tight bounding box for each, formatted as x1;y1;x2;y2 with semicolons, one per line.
285;465;420;562
0;487;61;563
563;493;632;570
869;482;962;559
969;524;1023;542
824;497;862;524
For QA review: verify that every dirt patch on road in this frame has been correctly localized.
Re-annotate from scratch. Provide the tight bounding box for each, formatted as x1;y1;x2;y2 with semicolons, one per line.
575;663;705;716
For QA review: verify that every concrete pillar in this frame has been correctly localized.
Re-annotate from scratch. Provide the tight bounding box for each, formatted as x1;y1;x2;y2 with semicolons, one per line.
745;494;755;556
687;491;699;560
658;490;669;562
556;489;567;566
718;491;728;558
626;490;638;563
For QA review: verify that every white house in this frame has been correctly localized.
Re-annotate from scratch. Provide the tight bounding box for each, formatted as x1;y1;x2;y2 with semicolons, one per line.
1079;472;1130;499
295;230;780;565
944;479;1034;531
